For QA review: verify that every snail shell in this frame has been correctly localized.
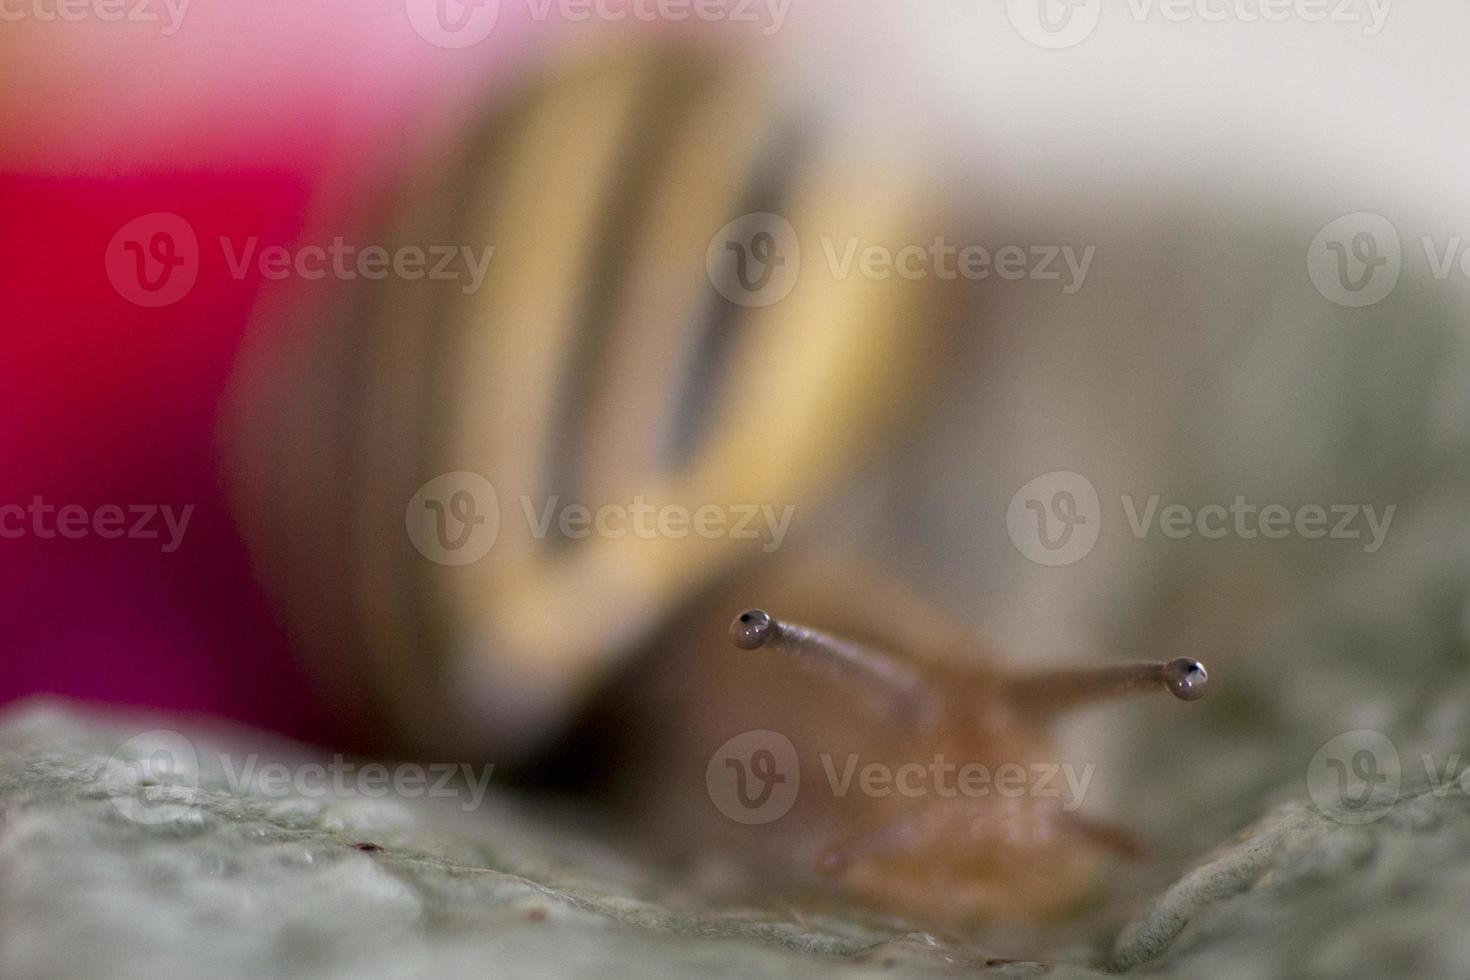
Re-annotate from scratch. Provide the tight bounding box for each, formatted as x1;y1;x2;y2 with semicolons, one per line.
227;39;951;759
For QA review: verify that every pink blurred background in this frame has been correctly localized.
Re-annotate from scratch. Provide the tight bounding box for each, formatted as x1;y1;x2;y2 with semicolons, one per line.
0;2;546;745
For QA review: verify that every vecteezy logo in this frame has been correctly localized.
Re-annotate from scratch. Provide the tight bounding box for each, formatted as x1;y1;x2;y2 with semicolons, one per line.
1006;470;1102;566
1005;0;1101;49
405;472;499;565
1307;729;1401;824
706;212;800;307
730;230;783;292
427;490;484;549
104;729;201;825
405;0;499;48
105;213;199;307
706;729;800;825
1307;212;1402;308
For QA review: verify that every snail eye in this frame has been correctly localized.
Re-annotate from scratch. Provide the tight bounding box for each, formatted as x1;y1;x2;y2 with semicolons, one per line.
730;609;774;650
1164;658;1209;701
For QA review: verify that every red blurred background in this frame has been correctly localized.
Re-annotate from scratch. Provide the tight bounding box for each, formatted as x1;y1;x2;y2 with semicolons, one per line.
0;2;547;743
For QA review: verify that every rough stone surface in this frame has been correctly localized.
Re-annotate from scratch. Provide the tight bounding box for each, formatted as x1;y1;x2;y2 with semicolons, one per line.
0;702;1093;979
1114;782;1470;977
3;698;1468;979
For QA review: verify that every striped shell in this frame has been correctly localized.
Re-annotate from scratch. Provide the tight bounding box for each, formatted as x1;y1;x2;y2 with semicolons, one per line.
228;40;948;759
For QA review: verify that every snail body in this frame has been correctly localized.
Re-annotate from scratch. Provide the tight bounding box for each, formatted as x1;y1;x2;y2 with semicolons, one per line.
598;560;1207;926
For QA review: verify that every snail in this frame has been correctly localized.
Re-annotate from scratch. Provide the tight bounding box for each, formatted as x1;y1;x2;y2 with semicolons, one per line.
224;36;1211;931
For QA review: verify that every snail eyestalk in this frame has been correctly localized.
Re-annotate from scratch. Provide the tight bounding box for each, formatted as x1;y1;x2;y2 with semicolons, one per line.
728;609;926;707
1005;657;1209;716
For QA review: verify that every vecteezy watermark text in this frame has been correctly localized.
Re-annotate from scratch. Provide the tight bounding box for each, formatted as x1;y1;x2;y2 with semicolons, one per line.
105;729;498;824
219;237;494;294
0;0;190;35
1122;0;1391;32
1;497;193;553
705;730;1098;825
1006;0;1392;50
820;754;1094;808
520;495;796;550
1007;471;1395;566
218;754;496;811
105;213;496;307
1307;729;1470;824
706;213;1098;307
819;238;1096;294
405;472;796;565
1120;495;1394;552
1307;211;1470;308
404;0;790;48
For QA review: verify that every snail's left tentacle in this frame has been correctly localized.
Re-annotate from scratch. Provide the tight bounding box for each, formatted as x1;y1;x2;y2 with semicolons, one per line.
728;609;930;718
